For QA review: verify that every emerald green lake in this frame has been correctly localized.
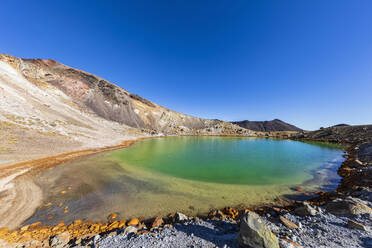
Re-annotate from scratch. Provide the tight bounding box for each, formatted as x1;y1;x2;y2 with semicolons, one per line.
26;137;345;226
112;137;343;185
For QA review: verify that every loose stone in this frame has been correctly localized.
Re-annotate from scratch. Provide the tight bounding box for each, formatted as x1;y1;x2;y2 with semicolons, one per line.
151;217;164;229
128;218;140;226
326;197;372;215
347;220;370;231
279;216;299;229
123;226;137;235
174;212;188;222
294;202;317;216
238;211;279;248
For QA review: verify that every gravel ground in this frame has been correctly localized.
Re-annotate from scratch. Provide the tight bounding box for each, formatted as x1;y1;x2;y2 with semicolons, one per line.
265;206;372;248
96;205;372;248
97;219;238;248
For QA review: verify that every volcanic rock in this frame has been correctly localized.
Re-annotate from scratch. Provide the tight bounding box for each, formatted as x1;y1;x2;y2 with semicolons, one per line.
279;216;299;229
325;197;372;215
174;212;188;222
279;238;303;248
123;226;137;235
347;220;370;231
49;231;70;248
232;119;302;132
238;211;279;248
151;217;164;229
294;202;317;216
127;218;140;226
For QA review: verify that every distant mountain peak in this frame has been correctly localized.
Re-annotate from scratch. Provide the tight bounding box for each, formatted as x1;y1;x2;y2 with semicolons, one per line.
231;119;302;132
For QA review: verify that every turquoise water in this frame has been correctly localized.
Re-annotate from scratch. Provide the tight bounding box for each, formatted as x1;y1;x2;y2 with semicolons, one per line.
26;137;345;226
111;137;343;185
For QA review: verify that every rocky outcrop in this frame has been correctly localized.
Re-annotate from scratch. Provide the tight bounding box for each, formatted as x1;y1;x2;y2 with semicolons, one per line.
358;142;372;165
293;125;372;144
294;202;317;216
238;212;279;248
232;119;302;132
325;197;372;215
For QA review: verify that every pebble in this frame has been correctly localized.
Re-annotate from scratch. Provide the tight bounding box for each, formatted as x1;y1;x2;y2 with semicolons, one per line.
347;220;370;231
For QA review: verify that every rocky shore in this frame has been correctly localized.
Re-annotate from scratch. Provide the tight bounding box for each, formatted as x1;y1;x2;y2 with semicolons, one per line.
0;55;371;247
1;194;370;247
0;126;371;247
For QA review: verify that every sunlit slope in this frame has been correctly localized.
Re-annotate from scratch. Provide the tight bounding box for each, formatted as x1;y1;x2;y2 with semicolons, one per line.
0;54;257;163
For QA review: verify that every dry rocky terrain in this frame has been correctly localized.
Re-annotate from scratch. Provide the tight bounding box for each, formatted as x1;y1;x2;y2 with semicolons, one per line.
0;54;371;247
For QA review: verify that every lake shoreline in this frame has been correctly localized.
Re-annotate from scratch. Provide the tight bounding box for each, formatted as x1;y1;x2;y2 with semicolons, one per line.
0;138;144;230
0;132;370;247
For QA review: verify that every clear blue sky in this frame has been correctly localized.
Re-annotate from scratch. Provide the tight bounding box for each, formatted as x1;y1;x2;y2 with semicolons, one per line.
2;1;372;130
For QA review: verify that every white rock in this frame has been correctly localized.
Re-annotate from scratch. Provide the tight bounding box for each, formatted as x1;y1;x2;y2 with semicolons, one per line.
175;212;188;222
123;226;138;235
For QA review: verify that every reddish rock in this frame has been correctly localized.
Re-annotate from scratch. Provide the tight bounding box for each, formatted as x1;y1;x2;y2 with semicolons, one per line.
21;231;32;238
128;218;140;226
73;219;83;226
29;222;41;230
222;207;238;218
347;220;370;231
279;216;299;229
89;224;100;233
20;225;29;231
108;213;118;222
151;217;164;229
280;238;302;247
137;230;151;235
108;221;119;229
118;219;127;228
0;227;8;236
291;186;304;192
208;210;225;219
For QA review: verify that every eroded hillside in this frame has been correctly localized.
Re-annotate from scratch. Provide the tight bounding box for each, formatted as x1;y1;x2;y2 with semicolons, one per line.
0;54;256;164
